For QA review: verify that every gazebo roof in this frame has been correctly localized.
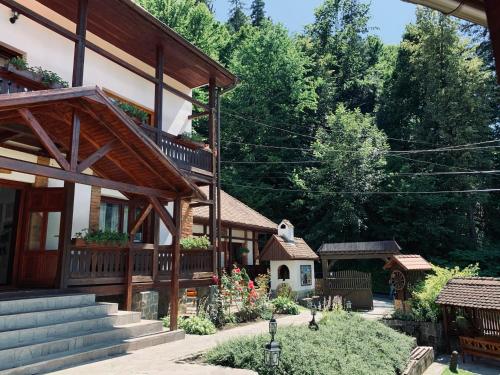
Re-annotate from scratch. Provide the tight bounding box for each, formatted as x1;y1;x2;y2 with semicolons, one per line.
383;255;432;271
318;240;401;258
260;235;319;261
436;277;500;310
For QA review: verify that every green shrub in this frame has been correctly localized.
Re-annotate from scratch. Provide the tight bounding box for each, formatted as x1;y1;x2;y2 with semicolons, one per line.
181;131;206;143
276;283;293;299
272;296;300;315
180;235;211;250
179;316;216;335
205;312;415;375
8;56;28;70
411;264;479;322
115;100;149;123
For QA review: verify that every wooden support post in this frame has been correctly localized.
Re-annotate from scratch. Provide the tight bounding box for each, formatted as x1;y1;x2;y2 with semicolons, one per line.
215;87;222;276
72;0;88;87
169;197;182;331
154;45;164;145
59;182;75;289
252;231;259;266
69;111;80;171
125;243;134;311
152;214;159;282
129;203;153;236
322;259;330;279
208;77;217;274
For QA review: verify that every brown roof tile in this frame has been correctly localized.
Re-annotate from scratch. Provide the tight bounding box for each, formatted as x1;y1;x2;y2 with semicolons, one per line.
193;187;277;231
384;255;433;271
260;235;319;261
436;277;500;310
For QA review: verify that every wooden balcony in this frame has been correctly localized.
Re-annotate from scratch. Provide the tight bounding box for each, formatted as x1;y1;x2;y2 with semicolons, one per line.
67;244;214;289
0;67;213;179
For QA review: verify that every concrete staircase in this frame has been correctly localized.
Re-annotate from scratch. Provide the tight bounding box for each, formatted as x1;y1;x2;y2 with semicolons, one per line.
0;292;184;375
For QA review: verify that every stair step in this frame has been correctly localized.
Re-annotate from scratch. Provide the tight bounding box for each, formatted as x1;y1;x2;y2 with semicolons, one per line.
0;294;96;316
0;330;185;375
0;320;163;370
0;310;141;350
0;303;118;332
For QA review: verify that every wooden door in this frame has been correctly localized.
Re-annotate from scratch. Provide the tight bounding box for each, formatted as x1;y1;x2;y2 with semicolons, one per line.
18;188;65;288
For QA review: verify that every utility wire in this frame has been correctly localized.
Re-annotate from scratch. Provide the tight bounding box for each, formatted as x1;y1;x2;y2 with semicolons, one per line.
222;182;500;196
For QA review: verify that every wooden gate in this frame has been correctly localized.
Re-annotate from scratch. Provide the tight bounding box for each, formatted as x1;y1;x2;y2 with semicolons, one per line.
324;270;373;310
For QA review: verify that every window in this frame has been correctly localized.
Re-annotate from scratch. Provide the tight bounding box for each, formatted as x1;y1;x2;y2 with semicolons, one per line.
277;265;290;281
26;211;61;251
99;197;153;243
0;44;22;67
300;265;312;286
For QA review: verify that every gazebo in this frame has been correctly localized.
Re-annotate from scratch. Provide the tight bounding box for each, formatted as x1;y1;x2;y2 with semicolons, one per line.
318;240;402;310
436;277;500;361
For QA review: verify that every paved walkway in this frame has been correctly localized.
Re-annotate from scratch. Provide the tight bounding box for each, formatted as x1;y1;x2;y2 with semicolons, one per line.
51;312;312;375
359;296;394;320
424;354;500;375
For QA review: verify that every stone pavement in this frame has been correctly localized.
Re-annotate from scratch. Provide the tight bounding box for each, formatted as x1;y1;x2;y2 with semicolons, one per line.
50;312;312;375
358;295;394;320
424;354;500;375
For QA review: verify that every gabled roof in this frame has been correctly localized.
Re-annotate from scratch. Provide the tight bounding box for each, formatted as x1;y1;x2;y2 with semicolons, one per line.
260;235;319;261
318;240;402;255
436;277;500;310
384;255;432;271
193;187;277;232
0;86;203;200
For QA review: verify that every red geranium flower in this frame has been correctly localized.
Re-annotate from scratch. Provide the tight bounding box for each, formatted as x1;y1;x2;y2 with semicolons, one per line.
248;280;255;290
234;268;241;274
211;275;219;285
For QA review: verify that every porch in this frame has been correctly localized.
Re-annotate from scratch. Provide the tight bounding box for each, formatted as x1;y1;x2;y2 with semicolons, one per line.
0;66;213;180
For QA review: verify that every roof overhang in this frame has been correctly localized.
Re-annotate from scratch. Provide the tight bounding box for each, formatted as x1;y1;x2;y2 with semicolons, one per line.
0;86;205;201
20;0;237;89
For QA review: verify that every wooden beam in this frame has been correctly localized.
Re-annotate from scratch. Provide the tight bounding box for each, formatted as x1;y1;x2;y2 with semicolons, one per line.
68;111;81;171
485;0;500;82
18;108;71;171
129;203;153;236
72;0;88;87
208;77;217;273
154;45;164;146
0;155;175;199
59;182;75;289
169;197;182;331
188;111;209;120
77;140;115;173
149;196;176;234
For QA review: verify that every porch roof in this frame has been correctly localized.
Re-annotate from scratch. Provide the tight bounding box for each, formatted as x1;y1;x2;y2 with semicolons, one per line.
260;235;319;261
0;86;204;200
34;0;237;89
436;277;500;310
383;254;432;271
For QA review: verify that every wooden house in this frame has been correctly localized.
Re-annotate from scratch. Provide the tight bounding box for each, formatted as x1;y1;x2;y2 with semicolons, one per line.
0;1;237;371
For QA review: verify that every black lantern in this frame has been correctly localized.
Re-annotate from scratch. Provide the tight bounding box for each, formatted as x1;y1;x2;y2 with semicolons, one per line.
309;305;319;331
346;300;352;312
264;317;281;369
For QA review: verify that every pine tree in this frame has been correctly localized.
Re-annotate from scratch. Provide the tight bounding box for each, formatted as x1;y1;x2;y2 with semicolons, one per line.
250;0;265;26
228;0;248;32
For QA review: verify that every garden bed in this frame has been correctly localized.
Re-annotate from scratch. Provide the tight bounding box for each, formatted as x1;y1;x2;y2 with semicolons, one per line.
204;311;416;375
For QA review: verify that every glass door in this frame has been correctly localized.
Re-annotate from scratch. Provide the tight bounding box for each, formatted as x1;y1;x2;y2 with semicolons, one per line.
18;188;65;288
0;187;19;285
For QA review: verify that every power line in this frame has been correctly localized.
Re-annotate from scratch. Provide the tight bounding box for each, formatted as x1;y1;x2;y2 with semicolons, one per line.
222;182;500;196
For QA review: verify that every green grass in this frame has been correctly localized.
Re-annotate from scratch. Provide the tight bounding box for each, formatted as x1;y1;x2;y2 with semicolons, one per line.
204;311;415;375
442;369;475;375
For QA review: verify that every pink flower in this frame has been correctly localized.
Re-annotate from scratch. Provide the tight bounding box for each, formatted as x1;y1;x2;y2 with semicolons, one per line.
211;275;219;285
234;268;241;274
248;280;255;290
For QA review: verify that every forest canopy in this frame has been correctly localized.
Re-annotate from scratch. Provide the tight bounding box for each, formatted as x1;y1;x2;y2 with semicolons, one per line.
136;0;500;276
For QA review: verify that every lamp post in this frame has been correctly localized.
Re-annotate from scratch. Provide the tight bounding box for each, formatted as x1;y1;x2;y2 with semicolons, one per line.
346;300;352;313
264;316;281;371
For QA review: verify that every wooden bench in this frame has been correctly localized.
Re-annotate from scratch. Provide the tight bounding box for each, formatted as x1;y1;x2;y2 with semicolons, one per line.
459;336;500;362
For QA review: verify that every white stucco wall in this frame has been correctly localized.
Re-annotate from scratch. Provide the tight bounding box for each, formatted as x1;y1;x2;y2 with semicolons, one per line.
0;2;192;135
270;260;315;296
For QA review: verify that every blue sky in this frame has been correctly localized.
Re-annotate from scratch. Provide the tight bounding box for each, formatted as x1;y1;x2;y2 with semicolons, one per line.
212;0;417;45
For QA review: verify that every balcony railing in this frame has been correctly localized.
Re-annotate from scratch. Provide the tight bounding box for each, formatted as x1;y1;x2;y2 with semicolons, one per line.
0;67;213;177
67;244;214;287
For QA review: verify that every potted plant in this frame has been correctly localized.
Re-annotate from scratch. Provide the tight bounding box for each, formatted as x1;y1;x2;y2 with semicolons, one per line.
115;100;149;125
180;235;212;250
177;131;207;148
5;57;69;89
72;228;128;247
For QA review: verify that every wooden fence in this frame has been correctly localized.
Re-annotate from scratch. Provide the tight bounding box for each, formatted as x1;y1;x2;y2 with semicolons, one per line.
323;270;373;310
